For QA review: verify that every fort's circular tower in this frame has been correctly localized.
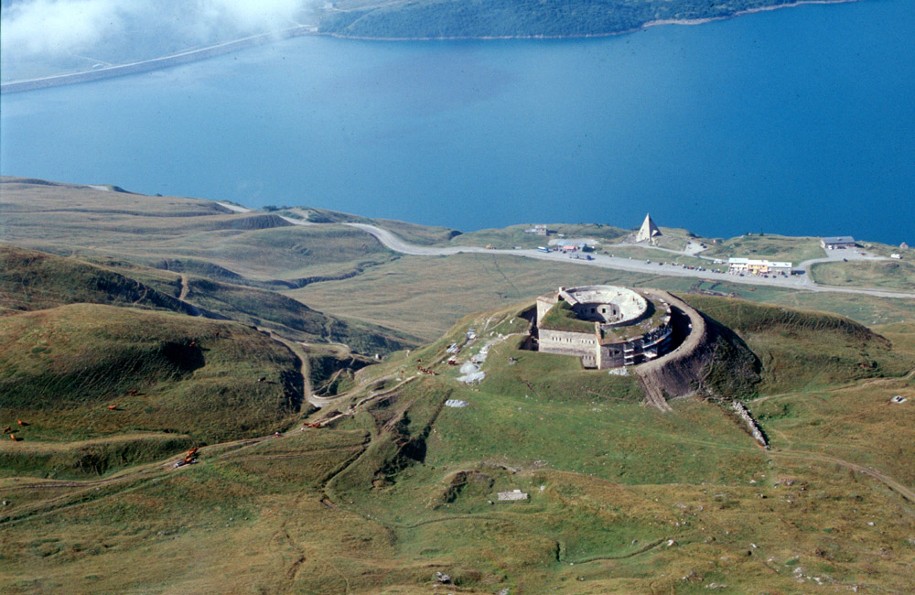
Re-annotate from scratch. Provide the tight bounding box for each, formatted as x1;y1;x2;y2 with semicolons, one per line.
535;286;674;369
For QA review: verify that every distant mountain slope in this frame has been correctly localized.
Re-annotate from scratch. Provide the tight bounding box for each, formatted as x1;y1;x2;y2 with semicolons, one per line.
0;178;421;352
0;244;416;354
184;277;416;352
320;0;841;39
0;246;197;316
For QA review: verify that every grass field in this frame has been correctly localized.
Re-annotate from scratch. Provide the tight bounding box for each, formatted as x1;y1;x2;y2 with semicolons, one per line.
295;251;915;343
702;233;825;264
0;304;303;448
2;179;914;593
292;252;667;341
812;259;915;291
0;180;397;283
5;303;913;593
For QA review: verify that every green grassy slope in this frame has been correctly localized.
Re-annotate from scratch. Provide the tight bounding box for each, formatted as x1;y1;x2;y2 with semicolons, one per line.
0;178;397;284
0;246;196;316
1;243;415;355
1;178;913;591
186;276;417;350
1;296;913;593
685;295;913;393
812;259;915;291
0;304;302;448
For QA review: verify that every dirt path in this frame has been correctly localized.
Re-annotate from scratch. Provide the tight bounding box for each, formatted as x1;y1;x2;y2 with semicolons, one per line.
257;328;312;406
178;273;190;301
769;449;915;504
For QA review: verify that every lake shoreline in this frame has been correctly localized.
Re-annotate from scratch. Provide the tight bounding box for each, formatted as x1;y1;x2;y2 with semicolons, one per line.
321;0;858;42
1;0;857;95
0;26;317;95
3;0;909;243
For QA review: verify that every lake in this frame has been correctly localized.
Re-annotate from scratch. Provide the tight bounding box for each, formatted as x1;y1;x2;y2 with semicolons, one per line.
1;0;913;243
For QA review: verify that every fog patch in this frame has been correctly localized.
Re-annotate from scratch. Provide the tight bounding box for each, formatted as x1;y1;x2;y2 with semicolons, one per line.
2;0;317;75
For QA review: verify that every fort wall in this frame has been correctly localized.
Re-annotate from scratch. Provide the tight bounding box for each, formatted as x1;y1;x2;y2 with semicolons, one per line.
535;285;675;370
537;329;598;357
634;290;710;410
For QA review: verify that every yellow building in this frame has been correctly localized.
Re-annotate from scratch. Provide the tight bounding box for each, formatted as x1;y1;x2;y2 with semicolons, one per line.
727;258;792;275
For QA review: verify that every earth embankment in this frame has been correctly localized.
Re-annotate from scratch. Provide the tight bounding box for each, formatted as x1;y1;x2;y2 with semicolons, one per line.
635;290;760;410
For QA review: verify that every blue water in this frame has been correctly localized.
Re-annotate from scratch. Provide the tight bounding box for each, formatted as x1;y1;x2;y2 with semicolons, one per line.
2;0;913;243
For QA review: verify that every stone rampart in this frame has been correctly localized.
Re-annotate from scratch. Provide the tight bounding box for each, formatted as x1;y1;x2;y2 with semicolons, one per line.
634;290;712;411
538;329;598;358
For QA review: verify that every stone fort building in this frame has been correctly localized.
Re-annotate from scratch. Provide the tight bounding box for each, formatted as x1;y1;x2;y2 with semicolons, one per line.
534;285;677;369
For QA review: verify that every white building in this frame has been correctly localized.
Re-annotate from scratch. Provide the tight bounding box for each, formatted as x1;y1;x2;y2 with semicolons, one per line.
728;258;793;275
821;236;856;250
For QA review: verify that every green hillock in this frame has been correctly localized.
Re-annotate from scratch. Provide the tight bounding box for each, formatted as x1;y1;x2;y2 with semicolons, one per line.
155;257;245;283
184;277;415;353
0;304;302;446
696;315;762;401
685;295;913;392
0;433;196;479
0;245;415;355
186;278;327;335
0;246;195;316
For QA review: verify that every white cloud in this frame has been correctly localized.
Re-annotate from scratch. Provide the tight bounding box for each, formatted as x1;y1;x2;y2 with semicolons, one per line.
214;0;306;30
1;0;315;61
2;0;127;57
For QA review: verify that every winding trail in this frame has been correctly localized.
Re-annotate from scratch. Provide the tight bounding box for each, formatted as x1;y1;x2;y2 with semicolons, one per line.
769;449;915;503
256;327;313;407
345;223;915;300
178;273;190;301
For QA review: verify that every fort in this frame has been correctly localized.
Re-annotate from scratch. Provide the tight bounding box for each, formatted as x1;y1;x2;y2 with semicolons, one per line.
534;285;680;369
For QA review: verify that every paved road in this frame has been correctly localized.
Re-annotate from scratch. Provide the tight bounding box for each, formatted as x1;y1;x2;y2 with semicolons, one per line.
346;223;915;300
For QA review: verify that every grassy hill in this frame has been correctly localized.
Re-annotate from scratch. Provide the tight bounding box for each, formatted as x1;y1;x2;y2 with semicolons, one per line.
4;299;912;593
0;243;416;352
1;178;913;592
0;304;302;445
685;296;913;393
0;246;197;316
0;178;398;286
